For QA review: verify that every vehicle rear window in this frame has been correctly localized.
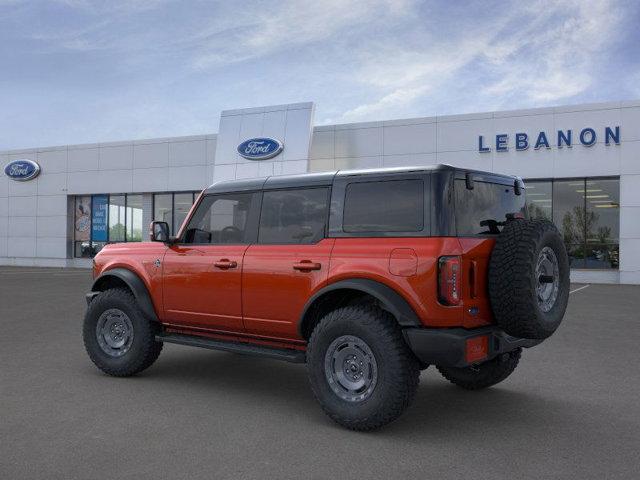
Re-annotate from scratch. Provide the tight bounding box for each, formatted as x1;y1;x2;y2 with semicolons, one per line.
343;179;424;233
259;188;329;244
455;180;526;235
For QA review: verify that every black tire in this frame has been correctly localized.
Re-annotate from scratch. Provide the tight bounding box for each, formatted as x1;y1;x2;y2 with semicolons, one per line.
488;219;570;339
307;305;420;431
437;348;521;390
83;288;163;376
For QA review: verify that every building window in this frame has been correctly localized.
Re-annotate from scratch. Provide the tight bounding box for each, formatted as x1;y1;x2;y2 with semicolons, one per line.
108;195;126;242
73;193;147;258
174;193;195;236
553;180;587;268
585;179;619;269
152;191;198;235
126;194;144;242
524;180;552;221
153;193;172;231
525;177;619;270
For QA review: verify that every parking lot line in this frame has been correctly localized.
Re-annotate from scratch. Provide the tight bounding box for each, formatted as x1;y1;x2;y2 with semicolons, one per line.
570;284;590;294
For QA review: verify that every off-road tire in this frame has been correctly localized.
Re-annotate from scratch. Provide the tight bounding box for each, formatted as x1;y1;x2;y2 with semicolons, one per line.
307;305;420;431
83;288;163;376
488;219;570;339
437;348;521;390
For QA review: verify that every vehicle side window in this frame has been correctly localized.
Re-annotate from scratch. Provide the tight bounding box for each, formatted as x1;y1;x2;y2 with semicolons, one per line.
343;179;424;232
258;188;329;244
182;193;253;244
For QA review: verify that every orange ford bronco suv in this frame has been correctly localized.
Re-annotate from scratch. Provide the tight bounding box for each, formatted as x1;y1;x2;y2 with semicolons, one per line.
83;165;570;430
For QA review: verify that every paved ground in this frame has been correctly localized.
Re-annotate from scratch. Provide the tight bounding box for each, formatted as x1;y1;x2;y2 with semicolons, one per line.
1;267;639;480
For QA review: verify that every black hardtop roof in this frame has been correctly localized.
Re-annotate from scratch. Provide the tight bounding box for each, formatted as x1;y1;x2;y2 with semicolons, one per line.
204;164;520;194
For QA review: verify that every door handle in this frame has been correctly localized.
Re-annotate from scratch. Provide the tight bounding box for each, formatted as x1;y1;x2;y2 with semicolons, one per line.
293;260;321;271
214;259;238;269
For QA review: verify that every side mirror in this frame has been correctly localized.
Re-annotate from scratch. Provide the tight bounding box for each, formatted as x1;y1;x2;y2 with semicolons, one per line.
149;221;170;242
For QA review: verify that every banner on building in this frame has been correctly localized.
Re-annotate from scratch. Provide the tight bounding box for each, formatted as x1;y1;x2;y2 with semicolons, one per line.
74;196;91;242
91;195;108;242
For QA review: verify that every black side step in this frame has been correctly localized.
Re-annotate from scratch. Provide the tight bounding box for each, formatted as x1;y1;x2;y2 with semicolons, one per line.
156;333;306;364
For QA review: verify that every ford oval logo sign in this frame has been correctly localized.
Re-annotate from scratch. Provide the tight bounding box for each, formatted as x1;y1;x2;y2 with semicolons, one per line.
4;159;41;181
237;137;283;160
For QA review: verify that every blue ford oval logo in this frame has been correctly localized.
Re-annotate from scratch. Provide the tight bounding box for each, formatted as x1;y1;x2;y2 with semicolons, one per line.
4;159;41;181
237;137;283;160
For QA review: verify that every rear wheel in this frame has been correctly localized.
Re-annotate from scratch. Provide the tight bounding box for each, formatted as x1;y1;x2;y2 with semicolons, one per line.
307;305;420;431
437;348;521;390
83;288;162;376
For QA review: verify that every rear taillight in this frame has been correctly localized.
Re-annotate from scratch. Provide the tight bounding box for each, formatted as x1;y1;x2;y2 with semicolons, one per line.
438;256;461;306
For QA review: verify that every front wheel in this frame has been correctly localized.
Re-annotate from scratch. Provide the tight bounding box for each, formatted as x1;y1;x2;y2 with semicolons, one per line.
83;288;163;377
306;305;420;431
437;348;521;390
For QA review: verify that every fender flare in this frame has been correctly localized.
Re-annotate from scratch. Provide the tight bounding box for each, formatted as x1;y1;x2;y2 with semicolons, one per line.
91;268;159;323
298;278;422;337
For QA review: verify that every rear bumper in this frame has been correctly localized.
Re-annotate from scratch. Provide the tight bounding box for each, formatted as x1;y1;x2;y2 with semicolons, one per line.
403;326;542;368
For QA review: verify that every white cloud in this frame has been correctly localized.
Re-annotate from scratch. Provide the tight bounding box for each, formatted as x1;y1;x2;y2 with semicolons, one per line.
334;0;625;122
481;0;621;105
0;0;633;149
191;0;415;69
339;85;429;121
337;36;492;121
52;0;172;13
20;0;417;65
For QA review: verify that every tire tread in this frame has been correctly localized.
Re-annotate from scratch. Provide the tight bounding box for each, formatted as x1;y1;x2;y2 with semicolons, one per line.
83;288;163;377
307;304;419;431
488;219;569;339
437;349;521;390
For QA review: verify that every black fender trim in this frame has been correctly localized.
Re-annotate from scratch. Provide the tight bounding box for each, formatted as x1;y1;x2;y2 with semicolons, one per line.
90;268;159;323
298;278;422;337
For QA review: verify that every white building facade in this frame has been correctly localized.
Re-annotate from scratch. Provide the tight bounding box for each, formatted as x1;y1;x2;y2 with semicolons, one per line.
1;100;639;284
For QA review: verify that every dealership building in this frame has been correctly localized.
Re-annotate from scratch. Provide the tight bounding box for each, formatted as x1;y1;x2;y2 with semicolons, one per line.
1;100;639;284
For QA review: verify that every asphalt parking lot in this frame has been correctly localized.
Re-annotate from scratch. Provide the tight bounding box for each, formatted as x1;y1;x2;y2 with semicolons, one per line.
1;267;639;480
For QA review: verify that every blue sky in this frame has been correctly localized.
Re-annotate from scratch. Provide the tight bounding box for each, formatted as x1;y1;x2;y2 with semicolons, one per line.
1;0;639;150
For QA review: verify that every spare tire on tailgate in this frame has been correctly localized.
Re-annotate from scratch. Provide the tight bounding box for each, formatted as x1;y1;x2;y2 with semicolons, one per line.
488;219;570;340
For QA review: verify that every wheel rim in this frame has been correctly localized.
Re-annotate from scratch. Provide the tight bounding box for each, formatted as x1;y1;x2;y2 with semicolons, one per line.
324;335;378;403
535;246;560;313
95;308;134;357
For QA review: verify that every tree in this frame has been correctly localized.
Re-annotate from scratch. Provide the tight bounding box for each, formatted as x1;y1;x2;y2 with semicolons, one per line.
109;223;125;242
561;205;598;245
596;226;612;244
528;203;551;221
